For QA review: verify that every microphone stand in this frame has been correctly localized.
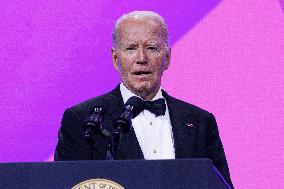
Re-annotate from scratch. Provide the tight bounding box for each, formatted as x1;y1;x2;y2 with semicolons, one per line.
84;107;112;160
111;105;133;160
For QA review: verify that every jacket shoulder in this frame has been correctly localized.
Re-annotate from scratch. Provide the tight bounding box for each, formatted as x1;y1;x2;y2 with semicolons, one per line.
164;92;212;118
68;91;111;111
65;88;120;122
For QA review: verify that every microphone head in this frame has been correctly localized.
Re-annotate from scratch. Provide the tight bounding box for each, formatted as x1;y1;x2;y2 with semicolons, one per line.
125;96;144;118
84;106;105;138
112;97;142;133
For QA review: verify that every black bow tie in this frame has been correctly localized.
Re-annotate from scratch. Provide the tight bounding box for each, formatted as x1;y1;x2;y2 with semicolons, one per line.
126;96;166;118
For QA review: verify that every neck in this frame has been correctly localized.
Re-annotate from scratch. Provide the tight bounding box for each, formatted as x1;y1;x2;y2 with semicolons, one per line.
123;82;160;101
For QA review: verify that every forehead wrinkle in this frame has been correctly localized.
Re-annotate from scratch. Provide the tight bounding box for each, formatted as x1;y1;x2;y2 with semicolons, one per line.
113;11;169;48
116;20;165;48
119;17;164;34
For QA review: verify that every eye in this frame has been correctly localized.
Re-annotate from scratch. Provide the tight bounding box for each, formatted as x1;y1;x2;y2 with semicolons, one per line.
147;46;158;51
126;47;135;51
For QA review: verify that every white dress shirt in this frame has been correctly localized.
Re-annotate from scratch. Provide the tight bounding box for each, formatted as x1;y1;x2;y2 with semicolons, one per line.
120;83;175;160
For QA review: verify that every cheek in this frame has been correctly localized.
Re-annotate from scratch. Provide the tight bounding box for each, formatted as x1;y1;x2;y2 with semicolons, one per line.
117;60;133;78
152;61;166;75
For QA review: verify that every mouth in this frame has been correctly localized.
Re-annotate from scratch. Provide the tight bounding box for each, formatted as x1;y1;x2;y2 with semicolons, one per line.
132;71;152;76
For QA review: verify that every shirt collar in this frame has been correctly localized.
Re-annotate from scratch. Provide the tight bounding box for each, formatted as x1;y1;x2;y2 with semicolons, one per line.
120;83;164;104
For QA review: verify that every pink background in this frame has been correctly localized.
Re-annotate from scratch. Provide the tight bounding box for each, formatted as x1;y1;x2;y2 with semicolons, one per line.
1;1;284;188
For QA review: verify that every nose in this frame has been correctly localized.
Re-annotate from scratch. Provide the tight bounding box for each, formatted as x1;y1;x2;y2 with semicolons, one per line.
137;47;147;64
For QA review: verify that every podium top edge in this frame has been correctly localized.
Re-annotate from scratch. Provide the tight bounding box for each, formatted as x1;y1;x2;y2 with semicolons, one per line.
0;158;213;165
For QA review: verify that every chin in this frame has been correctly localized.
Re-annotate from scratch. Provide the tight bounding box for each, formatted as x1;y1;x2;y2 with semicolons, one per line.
134;81;156;93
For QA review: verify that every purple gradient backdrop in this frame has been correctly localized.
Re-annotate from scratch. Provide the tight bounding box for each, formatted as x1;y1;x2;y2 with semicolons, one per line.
1;0;283;188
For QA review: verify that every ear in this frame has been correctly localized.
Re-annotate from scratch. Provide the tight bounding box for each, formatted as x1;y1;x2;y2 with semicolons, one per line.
164;47;171;70
111;47;120;72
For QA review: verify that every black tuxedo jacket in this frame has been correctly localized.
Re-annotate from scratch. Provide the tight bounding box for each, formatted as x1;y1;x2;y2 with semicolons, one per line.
54;85;233;188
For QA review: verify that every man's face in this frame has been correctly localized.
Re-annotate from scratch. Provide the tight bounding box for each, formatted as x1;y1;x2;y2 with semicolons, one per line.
112;18;171;99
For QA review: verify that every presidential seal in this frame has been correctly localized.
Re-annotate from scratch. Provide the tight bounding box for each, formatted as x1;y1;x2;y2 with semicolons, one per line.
72;178;124;189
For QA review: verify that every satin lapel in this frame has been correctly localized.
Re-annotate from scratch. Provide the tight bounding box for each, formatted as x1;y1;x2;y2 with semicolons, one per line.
106;85;143;160
118;126;144;159
163;91;198;159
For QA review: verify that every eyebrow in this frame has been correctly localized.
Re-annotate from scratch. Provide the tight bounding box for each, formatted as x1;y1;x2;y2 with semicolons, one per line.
147;42;159;46
124;42;139;47
121;41;160;48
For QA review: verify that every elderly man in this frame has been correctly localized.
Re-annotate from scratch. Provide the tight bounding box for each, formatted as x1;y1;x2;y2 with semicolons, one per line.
55;11;233;188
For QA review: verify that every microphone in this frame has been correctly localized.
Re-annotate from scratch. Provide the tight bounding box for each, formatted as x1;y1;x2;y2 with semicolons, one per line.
84;106;112;160
114;96;143;133
84;107;105;140
111;97;141;159
113;96;143;132
113;104;133;133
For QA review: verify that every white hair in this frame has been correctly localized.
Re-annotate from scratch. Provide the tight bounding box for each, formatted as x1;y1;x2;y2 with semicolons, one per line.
112;11;170;48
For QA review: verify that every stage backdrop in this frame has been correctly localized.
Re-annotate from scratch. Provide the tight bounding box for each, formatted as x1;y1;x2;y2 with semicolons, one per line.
1;1;283;188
